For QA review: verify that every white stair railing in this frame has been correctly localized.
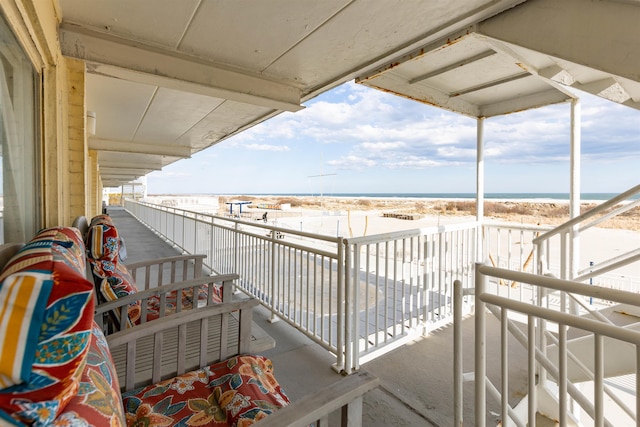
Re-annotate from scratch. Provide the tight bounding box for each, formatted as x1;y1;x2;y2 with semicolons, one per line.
534;183;640;281
465;264;640;427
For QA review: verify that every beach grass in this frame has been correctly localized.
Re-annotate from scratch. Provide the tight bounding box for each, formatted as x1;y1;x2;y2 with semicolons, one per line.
217;195;640;231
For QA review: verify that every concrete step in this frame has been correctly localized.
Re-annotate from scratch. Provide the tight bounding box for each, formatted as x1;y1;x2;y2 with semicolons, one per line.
546;303;640;382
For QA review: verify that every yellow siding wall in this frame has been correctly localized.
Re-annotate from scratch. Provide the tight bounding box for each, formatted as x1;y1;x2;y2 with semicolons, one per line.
89;150;101;217
66;57;87;225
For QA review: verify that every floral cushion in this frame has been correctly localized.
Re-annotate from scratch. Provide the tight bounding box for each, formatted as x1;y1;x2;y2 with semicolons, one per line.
121;355;290;427
143;285;222;322
0;227;95;426
86;215;140;327
51;324;126;426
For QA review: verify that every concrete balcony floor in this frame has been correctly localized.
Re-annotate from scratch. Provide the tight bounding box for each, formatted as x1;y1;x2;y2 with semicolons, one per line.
108;207;529;427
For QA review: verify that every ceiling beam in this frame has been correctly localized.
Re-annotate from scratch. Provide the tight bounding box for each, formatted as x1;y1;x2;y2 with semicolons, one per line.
100;167;155;176
409;50;497;85
335;1;528;98
480;89;572;117
89;138;191;158
60;22;304;113
450;72;530;97
98;160;163;171
102;174;141;180
103;182;134;188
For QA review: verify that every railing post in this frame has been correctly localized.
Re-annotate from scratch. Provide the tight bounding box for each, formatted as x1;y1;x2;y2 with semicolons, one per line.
335;237;345;372
454;279;463;427
234;222;239;273
353;242;361;372
344;240;353;374
209;216;215;273
269;230;277;323
475;263;486;427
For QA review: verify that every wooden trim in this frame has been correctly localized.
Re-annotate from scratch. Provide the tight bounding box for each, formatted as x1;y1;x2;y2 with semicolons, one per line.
254;371;380;427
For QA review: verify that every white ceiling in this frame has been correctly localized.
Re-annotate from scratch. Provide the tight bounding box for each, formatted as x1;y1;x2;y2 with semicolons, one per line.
57;0;640;187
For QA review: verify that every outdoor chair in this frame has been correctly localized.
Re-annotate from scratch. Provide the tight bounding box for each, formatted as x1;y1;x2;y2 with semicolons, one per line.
79;214;231;333
0;227;379;426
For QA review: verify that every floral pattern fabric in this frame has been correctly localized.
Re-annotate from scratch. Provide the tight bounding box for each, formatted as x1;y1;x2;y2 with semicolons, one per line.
0;227;95;426
143;285;222;323
121;355;290;427
86;215;222;329
51;324;126;426
86;215;141;327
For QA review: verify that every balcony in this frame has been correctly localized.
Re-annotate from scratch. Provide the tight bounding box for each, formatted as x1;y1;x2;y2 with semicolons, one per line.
111;188;640;425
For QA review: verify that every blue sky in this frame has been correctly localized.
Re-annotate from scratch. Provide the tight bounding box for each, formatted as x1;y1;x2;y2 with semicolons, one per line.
146;81;640;195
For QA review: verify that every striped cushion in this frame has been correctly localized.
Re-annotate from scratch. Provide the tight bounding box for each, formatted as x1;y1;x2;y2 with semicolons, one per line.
0;272;52;388
0;227;95;426
86;215;140;328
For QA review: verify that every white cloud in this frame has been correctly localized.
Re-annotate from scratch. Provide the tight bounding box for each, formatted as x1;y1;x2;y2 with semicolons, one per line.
149;170;192;178
389;156;441;168
360;141;406;151
328;155;377;170
159;80;640;194
244;143;290;152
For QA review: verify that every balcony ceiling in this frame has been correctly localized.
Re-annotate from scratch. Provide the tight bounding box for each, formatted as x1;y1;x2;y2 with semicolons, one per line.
57;0;640;187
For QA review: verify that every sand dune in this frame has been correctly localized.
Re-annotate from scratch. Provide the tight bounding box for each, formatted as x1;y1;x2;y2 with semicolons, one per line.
218;195;640;232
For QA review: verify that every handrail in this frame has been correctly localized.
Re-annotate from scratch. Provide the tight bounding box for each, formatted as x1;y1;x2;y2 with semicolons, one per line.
474;263;640;427
533;183;640;244
125;254;207;271
575;248;640;282
95;274;239;316
579;198;640;232
479;264;640;307
346;220;480;245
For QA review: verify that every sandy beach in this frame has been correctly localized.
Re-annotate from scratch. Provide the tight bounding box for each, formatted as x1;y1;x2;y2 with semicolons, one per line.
215;195;640;232
208;194;638;283
144;192;640;292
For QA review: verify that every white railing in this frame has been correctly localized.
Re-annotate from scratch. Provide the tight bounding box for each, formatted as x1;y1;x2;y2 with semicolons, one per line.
126;197;639;379
344;222;477;371
535;184;640;283
126;200;479;372
126;200;349;364
461;264;640;427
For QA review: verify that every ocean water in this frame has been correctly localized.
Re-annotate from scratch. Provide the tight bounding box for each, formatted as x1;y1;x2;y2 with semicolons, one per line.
218;193;637;201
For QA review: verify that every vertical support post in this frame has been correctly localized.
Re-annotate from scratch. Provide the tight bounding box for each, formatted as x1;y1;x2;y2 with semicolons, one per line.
335;238;345;372
269;230;277;323
476;117;485;262
569;98;581;316
528;316;536;427
501;306;508;427
353;242;361;372
559;322;567;427
234;222;239;274
345;240;353;374
210;216;215;272
453;280;463;427
594;334;603;427
341;397;363;426
475;263;486;427
636;347;640;427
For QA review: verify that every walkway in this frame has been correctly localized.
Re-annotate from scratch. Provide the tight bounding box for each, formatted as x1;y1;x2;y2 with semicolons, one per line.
107;206;528;426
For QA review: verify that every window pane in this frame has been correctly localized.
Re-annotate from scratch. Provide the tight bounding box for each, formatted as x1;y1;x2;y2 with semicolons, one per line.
0;13;38;243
